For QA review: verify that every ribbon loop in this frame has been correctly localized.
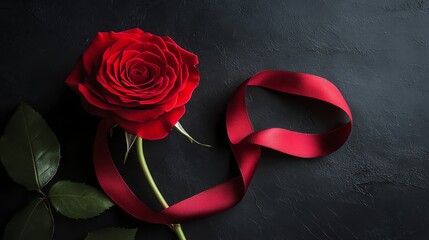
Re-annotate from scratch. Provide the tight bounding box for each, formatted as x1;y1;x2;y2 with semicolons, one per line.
94;70;353;224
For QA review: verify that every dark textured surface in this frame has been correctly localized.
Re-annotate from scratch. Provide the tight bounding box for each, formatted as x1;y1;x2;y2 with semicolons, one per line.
1;0;429;239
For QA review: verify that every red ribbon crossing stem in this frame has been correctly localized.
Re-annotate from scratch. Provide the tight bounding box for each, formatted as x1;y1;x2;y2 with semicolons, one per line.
93;70;353;224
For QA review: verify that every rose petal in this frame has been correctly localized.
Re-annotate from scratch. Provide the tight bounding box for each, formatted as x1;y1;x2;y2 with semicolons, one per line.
80;98;109;118
179;47;199;66
176;66;199;106
163;40;183;65
158;94;178;112
113;106;185;140
120;28;144;34
113;107;165;122
82;32;116;74
154;65;178;103
164;51;180;73
65;58;85;91
109;38;140;54
138;34;168;50
78;84;120;110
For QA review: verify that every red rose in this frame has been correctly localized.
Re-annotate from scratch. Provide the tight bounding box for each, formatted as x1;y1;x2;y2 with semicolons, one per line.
65;28;199;140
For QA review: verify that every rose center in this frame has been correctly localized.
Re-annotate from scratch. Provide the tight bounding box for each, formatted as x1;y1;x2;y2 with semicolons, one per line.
129;67;149;84
131;68;147;77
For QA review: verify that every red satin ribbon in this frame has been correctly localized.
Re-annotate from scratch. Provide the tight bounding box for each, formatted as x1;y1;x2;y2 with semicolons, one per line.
93;70;352;224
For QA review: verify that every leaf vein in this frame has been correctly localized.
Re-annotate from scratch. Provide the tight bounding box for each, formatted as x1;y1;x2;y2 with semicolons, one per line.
22;106;40;190
18;199;44;240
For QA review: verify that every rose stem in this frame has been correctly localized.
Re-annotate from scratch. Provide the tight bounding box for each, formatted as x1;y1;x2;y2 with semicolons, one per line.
136;137;186;240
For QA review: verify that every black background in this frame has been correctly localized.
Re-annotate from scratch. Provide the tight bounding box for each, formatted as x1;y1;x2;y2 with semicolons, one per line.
1;0;429;239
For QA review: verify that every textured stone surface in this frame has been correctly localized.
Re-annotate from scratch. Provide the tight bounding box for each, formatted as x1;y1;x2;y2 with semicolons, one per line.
0;0;428;239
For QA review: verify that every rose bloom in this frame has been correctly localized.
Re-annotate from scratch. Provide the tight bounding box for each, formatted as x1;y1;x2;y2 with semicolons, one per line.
66;28;199;139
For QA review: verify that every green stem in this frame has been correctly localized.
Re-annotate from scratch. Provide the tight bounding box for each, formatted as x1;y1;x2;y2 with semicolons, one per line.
136;137;186;240
136;137;168;208
172;224;186;239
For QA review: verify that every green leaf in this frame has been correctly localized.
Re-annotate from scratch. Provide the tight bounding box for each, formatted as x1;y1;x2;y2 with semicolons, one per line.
0;102;60;191
3;198;54;240
85;228;137;240
174;122;212;147
123;132;137;164
48;181;114;219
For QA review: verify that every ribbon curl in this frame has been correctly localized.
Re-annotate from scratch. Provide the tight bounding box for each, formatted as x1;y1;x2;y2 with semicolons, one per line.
93;70;353;224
